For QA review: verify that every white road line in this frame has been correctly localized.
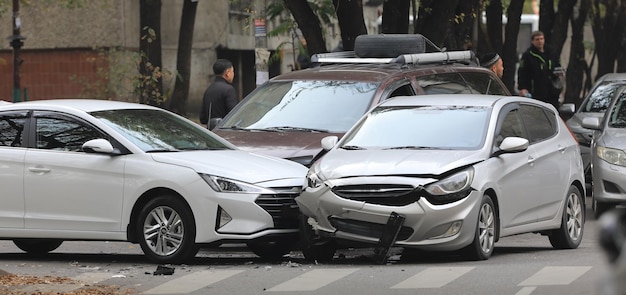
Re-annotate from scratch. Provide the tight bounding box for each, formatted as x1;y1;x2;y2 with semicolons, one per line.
142;269;244;294
518;266;592;286
74;272;118;284
265;268;357;292
391;266;475;289
515;286;537;295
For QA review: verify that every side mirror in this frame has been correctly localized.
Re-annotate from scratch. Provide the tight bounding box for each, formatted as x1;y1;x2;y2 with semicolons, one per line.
320;136;339;151
582;117;602;130
209;118;222;130
559;103;575;114
493;137;529;157
82;138;115;154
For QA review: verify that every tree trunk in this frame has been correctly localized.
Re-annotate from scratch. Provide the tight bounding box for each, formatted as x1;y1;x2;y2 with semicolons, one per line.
139;0;163;107
565;0;592;106
283;0;327;54
332;0;367;50
447;0;479;50
381;0;410;34
483;0;503;54
501;0;524;94
591;0;626;77
414;0;460;48
546;0;577;59
169;0;197;116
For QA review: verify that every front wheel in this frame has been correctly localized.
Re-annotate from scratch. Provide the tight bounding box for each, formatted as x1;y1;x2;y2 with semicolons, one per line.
136;195;199;264
549;185;584;249
13;239;63;255
463;195;496;260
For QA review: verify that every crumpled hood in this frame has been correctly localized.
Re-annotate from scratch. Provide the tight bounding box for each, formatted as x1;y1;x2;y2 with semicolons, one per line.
316;149;486;179
150;150;307;184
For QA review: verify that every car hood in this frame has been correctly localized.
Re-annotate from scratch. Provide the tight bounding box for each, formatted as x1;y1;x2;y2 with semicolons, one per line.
213;129;344;159
150;150;307;184
599;128;626;149
316;149;485;179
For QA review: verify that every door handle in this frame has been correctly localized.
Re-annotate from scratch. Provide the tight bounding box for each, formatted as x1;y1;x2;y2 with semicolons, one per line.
28;167;51;174
527;156;535;166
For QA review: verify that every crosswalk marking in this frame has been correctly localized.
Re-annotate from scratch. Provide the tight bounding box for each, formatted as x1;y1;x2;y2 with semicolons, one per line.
518;266;591;286
142;269;244;294
74;272;118;284
265;268;357;292
515;286;537;295
391;266;474;289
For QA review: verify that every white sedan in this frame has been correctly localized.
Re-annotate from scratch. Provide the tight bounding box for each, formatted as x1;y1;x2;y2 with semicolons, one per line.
0;99;307;264
297;94;586;262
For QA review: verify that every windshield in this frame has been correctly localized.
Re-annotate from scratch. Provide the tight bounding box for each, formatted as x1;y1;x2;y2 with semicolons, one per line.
340;105;490;150
91;109;232;152
581;82;626;113
608;92;626;128
219;80;378;133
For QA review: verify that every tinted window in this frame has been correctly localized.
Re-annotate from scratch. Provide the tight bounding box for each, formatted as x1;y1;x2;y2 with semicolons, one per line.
519;104;556;143
416;73;471;94
0;111;28;147
35;114;102;152
462;72;509;95
581;82;626;113
220;81;378;133
496;109;525;147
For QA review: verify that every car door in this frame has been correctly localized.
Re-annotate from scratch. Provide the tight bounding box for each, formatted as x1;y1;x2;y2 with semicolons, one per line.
0;110;29;228
519;104;568;222
23;111;126;232
492;105;542;228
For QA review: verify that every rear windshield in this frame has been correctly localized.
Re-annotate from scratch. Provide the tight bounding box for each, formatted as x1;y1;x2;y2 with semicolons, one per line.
220;80;378;133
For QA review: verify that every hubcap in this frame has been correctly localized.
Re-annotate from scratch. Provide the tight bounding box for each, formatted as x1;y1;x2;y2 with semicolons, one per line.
478;202;495;254
144;206;184;256
566;193;583;241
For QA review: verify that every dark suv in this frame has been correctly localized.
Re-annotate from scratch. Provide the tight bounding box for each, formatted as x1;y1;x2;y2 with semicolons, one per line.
212;35;510;166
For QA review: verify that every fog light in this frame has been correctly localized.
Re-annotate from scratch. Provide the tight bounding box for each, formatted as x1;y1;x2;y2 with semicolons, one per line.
216;206;232;230
430;220;463;239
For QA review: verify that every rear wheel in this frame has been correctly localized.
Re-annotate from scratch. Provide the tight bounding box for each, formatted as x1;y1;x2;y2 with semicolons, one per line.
136;195;199;264
463;195;496;260
13;239;63;255
299;215;336;262
549;185;584;249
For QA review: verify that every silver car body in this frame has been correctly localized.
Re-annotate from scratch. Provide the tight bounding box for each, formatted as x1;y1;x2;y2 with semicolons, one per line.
297;95;585;253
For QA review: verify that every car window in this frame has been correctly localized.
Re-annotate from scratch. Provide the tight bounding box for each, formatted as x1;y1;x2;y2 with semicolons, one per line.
416;73;472;94
608;91;626;128
581;82;626;113
34;113;103;152
461;72;509;95
519;104;556;143
495;109;525;147
0;111;28;147
220;80;378;133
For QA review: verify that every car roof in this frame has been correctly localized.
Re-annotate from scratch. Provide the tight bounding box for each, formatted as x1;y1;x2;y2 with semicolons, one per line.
0;99;158;113
598;73;626;83
378;94;519;108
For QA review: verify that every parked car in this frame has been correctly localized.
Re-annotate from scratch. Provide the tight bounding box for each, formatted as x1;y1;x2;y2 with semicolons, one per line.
566;73;626;188
582;86;626;219
212;34;510;167
296;94;585;262
0;99;307;263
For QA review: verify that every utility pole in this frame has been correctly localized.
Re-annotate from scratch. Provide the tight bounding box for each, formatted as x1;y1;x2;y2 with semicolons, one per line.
254;0;269;86
9;0;26;102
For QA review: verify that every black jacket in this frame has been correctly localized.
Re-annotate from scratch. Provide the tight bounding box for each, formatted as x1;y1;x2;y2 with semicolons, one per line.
517;46;560;107
199;76;238;125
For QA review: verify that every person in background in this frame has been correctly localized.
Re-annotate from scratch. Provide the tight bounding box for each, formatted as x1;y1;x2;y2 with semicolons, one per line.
479;52;504;79
199;59;237;127
517;30;561;109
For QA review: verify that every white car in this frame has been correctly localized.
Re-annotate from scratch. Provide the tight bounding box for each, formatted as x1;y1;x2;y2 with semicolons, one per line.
0;99;307;264
296;94;585;262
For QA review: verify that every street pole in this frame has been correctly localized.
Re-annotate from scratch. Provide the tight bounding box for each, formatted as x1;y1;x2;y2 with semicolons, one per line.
9;0;26;102
254;0;269;87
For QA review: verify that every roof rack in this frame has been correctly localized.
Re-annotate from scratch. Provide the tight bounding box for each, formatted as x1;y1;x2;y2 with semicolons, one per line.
311;50;476;66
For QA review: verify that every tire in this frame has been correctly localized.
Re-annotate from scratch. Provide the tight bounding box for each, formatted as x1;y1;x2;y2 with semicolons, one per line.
299;214;336;262
463;195;496;261
13;239;63;255
593;196;615;220
549;185;585;249
354;34;426;58
247;240;296;260
136;195;198;264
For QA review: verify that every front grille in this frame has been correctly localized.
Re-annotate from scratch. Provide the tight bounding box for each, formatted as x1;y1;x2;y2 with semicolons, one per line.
255;187;301;229
331;184;420;206
329;217;414;241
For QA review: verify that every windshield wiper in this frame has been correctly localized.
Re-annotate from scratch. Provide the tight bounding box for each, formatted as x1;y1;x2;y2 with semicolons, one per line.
385;146;433;150
265;126;329;133
146;148;180;153
341;145;366;150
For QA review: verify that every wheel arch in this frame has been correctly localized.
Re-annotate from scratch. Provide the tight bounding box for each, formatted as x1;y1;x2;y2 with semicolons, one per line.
126;187;195;243
483;188;501;242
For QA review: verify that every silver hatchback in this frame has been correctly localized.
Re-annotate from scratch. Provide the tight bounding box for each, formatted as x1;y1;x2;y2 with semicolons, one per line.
296;95;586;262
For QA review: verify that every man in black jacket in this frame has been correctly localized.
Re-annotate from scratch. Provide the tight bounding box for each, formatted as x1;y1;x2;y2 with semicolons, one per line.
517;31;561;109
199;59;238;127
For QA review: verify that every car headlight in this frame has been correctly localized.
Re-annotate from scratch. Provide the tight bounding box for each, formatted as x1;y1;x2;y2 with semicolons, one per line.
200;174;274;194
306;170;324;188
597;146;626;167
424;168;474;205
